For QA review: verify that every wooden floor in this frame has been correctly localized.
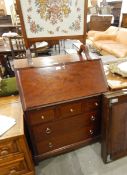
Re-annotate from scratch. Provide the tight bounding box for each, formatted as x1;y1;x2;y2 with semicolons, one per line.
36;142;127;175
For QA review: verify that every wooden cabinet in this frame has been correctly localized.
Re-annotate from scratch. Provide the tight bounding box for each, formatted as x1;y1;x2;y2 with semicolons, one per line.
25;96;101;161
121;13;127;28
0;96;35;175
15;59;108;163
101;90;127;163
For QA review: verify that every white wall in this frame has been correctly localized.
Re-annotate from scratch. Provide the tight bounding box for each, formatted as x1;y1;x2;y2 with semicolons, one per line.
121;0;127;13
4;0;13;15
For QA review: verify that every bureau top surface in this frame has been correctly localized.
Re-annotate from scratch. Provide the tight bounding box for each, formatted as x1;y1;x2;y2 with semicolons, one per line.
16;60;108;110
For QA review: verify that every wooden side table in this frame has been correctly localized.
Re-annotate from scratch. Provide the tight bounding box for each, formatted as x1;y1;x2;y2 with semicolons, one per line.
0;95;35;175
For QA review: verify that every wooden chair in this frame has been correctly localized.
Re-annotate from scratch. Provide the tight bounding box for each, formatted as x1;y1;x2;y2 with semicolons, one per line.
0;55;14;78
9;36;28;59
9;36;50;59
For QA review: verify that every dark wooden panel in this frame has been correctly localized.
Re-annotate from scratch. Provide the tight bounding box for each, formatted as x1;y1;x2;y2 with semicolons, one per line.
121;13;127;28
36;123;100;155
83;96;101;112
16;60;108;110
110;102;127;159
101;91;127;163
58;101;82;119
27;108;55;125
32;111;101;142
89;15;112;31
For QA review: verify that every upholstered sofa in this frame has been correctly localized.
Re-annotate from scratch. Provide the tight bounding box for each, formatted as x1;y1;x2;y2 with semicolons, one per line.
87;26;127;58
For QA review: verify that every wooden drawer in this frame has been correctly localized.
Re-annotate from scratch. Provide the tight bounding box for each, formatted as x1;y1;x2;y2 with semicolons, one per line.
27;108;55;125
58;101;82;119
0;140;20;159
32;111;100;142
83;96;101;112
36;124;100;154
0;155;28;175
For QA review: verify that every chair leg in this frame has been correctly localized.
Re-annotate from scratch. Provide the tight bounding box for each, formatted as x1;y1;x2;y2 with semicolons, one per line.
3;56;15;77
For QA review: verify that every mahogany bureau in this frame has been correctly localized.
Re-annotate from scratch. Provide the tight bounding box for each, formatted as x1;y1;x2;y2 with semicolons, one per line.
0;96;35;175
15;58;108;164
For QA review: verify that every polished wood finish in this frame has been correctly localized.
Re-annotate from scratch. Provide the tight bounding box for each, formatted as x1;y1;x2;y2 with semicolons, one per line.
14;54;84;69
16;60;107;111
0;96;35;175
101;90;127;163
25;96;102;162
15;57;108;163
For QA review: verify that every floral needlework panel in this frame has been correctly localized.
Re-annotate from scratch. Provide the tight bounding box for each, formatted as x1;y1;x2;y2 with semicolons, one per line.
20;0;85;38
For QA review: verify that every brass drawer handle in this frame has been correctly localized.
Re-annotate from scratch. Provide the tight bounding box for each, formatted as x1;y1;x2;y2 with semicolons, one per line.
46;128;52;134
0;148;9;156
41;115;45;120
48;142;53;148
90;130;94;135
70;108;74;112
95;102;98;106
9;169;17;175
91;115;96;121
0;150;9;156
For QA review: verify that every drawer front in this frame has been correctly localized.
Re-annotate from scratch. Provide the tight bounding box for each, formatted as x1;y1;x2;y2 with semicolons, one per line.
0;140;20;159
32;111;101;142
83;96;101;112
36;124;100;154
27;108;55;125
0;156;28;175
58;101;82;119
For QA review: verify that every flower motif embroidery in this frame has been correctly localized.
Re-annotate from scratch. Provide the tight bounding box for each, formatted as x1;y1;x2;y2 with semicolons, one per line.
35;0;71;24
27;15;44;33
69;19;81;31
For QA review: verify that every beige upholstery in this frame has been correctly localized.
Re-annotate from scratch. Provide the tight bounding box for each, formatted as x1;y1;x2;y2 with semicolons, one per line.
87;26;118;41
88;27;127;58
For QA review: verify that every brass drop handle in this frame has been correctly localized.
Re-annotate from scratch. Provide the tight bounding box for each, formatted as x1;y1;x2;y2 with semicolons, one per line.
90;130;94;135
91;115;96;121
70;108;74;112
46;128;52;134
48;142;53;148
8;168;17;175
41;115;45;120
95;102;98;106
0;147;9;156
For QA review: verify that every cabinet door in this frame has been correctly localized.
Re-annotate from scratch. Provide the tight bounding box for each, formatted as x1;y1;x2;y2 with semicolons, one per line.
101;93;127;163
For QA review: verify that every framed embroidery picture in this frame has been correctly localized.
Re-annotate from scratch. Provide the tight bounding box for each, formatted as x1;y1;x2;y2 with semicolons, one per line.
16;0;88;48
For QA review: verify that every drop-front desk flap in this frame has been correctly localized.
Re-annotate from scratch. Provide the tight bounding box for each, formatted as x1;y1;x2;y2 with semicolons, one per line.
15;60;108;111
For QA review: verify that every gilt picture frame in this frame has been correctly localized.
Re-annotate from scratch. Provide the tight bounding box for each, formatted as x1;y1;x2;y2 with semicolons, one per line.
16;0;88;48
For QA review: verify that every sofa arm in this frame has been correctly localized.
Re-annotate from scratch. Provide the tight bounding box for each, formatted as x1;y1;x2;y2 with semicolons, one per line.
93;33;117;41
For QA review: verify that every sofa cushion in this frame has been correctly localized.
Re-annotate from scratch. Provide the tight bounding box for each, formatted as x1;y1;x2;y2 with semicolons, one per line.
94;40;116;50
87;30;104;39
87;26;118;41
101;42;127;58
116;30;127;45
93;34;116;41
105;26;119;34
